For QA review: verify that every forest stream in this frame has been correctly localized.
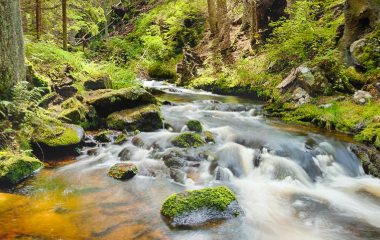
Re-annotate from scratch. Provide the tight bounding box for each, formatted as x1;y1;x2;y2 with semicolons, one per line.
1;80;380;240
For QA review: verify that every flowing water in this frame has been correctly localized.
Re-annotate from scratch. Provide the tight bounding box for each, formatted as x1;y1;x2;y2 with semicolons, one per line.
1;80;380;240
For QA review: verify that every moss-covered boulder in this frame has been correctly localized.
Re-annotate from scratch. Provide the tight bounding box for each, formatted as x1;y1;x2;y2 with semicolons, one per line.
106;104;163;131
115;134;127;145
58;98;87;124
172;133;204;148
96;131;112;142
33;124;84;158
84;87;157;117
164;157;185;168
204;131;216;143
186;120;202;132
0;153;44;185
161;186;244;228
84;75;108;90
132;136;144;148
350;145;380;178
107;163;138;180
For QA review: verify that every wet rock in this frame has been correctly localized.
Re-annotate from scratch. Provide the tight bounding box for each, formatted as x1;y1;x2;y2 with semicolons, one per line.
162;100;177;106
33;124;84;158
87;149;99;156
353;90;373;105
160;186;244;228
292;87;311;106
84;140;97;147
164;122;174;132
132;136;144;148
55;85;78;98
106;104;163;131
107;163;138;180
350;145;380;178
350;39;367;67
186;120;202;132
160;149;199;162
172;133;205;148
0;153;44;185
84;87;157;117
114;134;127;145
204;131;216;143
169;168;187;184
164;157;185;168
84;75;108;90
118;147;133;161
146;87;166;94
96;131;112;142
58;97;87;124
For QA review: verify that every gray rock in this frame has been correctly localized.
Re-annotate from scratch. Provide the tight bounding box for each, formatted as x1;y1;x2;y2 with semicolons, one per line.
350;39;367;66
292;87;311;106
84;75;107;90
319;103;333;109
331;96;345;102
170;200;244;228
353;90;373;104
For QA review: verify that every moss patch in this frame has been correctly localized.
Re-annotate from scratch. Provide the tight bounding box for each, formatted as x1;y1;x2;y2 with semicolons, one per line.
107;163;138;179
35;125;81;147
204;131;215;143
96;131;112;142
115;134;127;145
0;152;44;185
172;133;204;148
161;186;237;220
186;120;202;132
58;98;87;124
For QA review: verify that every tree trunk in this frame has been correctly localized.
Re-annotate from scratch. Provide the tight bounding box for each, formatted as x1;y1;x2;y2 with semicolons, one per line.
62;0;67;51
68;4;75;46
36;0;41;40
216;0;231;49
250;0;258;46
103;0;108;40
241;0;251;31
207;0;217;36
0;0;26;99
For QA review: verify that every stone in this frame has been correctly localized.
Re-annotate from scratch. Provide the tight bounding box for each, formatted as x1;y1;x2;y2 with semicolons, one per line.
84;75;108;90
118;147;135;161
84;87;157;117
58;98;87;124
292;87;311;106
350;145;380;178
107;163;138;180
106;104;163;131
96;131;112;142
164;157;185;168
132;136;144;148
186;120;202;132
55;85;78;98
204;131;216;143
319;103;333;109
353;90;373;104
160;186;244;228
115;134;127;145
350;39;367;66
172;133;205;148
0;153;44;185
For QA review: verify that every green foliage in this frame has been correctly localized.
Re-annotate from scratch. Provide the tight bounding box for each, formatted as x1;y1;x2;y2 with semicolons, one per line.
186;120;202;132
161;186;237;220
172;133;204;148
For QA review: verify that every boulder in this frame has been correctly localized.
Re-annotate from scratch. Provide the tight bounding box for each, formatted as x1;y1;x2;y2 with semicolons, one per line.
186;120;202;132
160;186;244;228
84;87;157;117
0;153;44;185
106;104;163;131
55;85;78;98
58;97;87;124
132;136;144;148
107;163;138;180
350;39;367;66
292;87;311;106
84;75;109;90
33;124;84;158
96;131;112;142
350;145;380;178
353;90;373;104
169;168;187;184
115;134;127;145
204;131;216;143
164;157;186;168
172;133;205;148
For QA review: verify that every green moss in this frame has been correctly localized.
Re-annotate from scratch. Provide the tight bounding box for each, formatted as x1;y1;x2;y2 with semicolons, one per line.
107;163;138;179
161;186;237;220
59;98;87;124
186;120;202;132
0;152;44;184
164;157;183;168
96;131;112;142
36;125;81;147
115;134;127;145
134;130;140;135
172;133;205;148
204;131;215;143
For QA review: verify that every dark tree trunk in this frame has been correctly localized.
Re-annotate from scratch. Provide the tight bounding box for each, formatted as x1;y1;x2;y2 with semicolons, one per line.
0;0;26;99
36;0;41;40
62;0;67;51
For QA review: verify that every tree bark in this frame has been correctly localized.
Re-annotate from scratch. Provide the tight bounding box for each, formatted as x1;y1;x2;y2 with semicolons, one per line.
250;0;258;46
36;0;41;40
207;0;217;36
103;0;108;40
0;0;26;99
62;0;67;51
216;0;231;49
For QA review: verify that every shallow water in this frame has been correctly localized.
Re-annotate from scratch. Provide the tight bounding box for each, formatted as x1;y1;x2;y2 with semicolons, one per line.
1;80;380;240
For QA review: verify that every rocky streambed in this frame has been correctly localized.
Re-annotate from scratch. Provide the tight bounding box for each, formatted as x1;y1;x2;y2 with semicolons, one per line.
1;80;380;240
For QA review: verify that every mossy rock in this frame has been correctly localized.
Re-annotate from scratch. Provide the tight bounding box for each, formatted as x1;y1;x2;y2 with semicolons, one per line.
84;87;157;117
172;133;204;148
106;104;163;131
96;131;112;142
132;136;144;148
0;153;44;185
164;157;185;168
186;120;202;132
58;98;87;124
161;186;244;227
204;131;215;143
115;134;127;145
84;75;108;90
107;163;138;180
